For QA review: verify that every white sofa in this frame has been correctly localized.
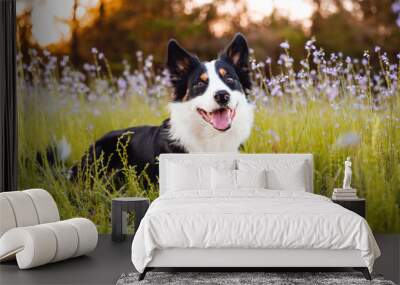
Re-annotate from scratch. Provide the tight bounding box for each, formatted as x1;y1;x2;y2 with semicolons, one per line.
0;189;98;269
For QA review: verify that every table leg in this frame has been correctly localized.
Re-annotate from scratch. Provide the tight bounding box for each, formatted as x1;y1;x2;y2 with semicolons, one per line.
122;210;127;235
112;202;123;242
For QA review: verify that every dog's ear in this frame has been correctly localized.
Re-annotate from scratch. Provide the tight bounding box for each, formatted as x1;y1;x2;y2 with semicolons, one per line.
220;33;251;92
167;39;200;101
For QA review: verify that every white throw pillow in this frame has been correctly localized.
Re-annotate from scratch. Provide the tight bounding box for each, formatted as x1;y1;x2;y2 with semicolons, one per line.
236;169;267;189
211;168;236;190
167;162;211;191
266;168;306;191
237;159;307;191
211;169;268;190
166;159;236;192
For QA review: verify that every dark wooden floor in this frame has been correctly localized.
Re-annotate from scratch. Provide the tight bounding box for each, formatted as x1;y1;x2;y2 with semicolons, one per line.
0;234;399;285
0;235;134;285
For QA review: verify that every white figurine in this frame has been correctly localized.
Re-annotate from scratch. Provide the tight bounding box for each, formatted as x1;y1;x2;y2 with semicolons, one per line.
342;157;352;189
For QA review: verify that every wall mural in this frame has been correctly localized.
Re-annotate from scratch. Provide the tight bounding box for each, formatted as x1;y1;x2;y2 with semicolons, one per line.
17;0;400;233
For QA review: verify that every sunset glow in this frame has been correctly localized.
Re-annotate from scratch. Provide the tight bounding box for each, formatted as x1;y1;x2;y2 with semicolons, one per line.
17;0;98;46
17;0;315;47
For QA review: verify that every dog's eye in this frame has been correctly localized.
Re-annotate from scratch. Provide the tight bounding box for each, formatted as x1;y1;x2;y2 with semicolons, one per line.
195;81;206;88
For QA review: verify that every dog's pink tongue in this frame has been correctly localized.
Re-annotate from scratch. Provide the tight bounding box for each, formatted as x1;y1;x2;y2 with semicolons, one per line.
211;109;231;130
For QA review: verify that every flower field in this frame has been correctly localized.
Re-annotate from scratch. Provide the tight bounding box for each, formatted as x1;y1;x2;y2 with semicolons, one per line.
17;41;400;233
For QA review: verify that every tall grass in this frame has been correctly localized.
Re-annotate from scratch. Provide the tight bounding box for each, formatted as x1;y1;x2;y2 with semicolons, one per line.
17;42;400;233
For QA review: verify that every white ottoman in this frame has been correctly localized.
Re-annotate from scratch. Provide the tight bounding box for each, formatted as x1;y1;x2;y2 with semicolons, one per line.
0;189;98;269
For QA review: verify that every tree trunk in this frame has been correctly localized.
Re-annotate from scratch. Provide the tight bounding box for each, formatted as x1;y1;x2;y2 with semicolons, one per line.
71;0;79;66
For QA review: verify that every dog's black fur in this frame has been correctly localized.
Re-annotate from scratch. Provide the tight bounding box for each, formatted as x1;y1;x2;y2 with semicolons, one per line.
69;119;186;183
70;33;251;185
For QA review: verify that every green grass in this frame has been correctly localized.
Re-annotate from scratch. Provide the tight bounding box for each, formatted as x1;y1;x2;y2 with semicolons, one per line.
17;48;400;233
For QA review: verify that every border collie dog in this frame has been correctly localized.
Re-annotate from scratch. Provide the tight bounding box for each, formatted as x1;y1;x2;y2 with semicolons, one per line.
72;33;254;183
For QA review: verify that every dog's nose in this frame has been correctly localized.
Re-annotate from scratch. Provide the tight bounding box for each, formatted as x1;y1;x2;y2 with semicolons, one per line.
214;90;230;106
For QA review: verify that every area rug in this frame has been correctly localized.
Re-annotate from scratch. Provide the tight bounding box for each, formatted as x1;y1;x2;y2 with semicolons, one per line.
116;271;395;285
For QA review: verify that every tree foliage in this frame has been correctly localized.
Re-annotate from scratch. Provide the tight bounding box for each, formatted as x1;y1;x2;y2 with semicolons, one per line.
17;0;400;71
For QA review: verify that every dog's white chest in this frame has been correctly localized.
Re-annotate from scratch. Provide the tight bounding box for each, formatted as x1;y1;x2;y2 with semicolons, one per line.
184;130;241;153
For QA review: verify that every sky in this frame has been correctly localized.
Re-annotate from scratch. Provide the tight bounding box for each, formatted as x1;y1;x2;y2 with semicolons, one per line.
16;0;315;47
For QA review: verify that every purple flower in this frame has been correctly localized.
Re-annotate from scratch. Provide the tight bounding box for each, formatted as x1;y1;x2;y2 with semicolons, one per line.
117;78;127;91
305;38;316;51
267;129;280;142
392;1;400;13
251;59;257;70
83;63;92;71
136;51;143;60
92;109;101;116
61;56;69;67
326;82;339;101
280;41;290;49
